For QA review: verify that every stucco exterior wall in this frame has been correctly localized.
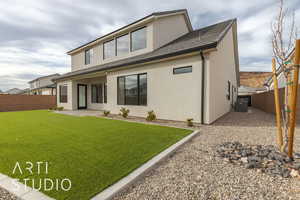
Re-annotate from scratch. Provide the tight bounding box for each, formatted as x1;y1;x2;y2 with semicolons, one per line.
205;27;238;124
105;55;202;122
153;14;189;49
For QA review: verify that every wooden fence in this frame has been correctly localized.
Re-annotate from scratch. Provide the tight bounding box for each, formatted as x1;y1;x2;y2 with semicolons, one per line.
252;88;300;119
0;94;56;112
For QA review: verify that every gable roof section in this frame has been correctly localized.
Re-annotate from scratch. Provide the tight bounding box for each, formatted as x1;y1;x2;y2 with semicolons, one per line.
54;19;236;81
67;9;192;55
28;73;60;83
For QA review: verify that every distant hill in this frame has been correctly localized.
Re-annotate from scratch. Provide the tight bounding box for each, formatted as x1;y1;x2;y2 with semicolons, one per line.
240;72;272;88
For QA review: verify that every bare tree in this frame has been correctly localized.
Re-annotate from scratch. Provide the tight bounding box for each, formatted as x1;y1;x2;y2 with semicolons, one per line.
271;0;298;153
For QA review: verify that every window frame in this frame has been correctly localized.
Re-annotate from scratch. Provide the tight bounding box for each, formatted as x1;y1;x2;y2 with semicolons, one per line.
103;39;116;59
104;83;107;103
227;81;231;100
85;49;91;65
59;85;68;103
91;84;103;104
116;33;129;56
117;73;147;106
130;26;147;52
173;66;193;75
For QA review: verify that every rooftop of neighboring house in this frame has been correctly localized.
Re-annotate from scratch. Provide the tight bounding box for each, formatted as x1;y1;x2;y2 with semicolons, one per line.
240;72;272;88
28;73;60;84
5;88;24;94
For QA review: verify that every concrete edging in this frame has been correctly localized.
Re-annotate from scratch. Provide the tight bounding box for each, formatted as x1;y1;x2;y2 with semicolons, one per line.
91;130;200;200
0;173;54;200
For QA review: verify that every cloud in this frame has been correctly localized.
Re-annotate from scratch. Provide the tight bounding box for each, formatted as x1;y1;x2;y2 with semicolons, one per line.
0;0;299;90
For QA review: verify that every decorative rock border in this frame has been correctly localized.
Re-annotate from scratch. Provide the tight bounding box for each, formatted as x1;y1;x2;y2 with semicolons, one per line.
91;130;200;200
216;142;300;178
0;173;54;200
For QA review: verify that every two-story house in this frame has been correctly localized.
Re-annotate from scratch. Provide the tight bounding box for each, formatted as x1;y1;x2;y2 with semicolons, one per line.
53;9;240;124
29;73;60;95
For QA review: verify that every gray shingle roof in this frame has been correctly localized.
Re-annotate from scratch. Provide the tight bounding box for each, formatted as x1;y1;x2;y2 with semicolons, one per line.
54;19;236;81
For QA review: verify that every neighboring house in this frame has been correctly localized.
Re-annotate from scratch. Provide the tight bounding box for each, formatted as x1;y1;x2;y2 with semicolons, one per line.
5;88;24;94
19;88;30;95
29;74;60;95
238;72;270;106
53;9;239;124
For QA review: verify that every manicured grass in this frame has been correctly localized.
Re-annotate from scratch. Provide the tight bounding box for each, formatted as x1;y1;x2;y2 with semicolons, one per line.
0;110;191;200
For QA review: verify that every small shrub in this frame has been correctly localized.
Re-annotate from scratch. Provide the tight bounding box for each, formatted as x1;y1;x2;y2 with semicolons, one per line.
146;110;156;121
120;107;130;118
56;106;64;111
186;118;194;127
49;106;57;110
103;110;110;116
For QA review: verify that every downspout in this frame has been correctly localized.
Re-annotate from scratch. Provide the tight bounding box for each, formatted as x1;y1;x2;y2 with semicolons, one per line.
200;52;205;124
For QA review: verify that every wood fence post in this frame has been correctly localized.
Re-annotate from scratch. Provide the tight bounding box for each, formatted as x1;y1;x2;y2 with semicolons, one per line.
288;39;300;158
272;58;283;149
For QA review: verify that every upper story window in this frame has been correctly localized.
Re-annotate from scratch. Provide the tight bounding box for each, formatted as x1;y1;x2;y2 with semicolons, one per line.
85;49;93;65
131;27;147;51
104;40;115;59
116;34;129;56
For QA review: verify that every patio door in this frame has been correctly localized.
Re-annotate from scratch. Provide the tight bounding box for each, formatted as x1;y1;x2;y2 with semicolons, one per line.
78;84;87;109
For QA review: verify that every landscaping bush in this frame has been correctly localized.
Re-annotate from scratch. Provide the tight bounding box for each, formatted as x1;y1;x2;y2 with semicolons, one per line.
56;107;64;111
146;110;156;121
49;106;57;110
103;110;110;116
186;118;194;127
120;107;130;118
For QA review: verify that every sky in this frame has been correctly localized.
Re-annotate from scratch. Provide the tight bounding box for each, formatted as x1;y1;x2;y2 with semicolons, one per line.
0;0;299;91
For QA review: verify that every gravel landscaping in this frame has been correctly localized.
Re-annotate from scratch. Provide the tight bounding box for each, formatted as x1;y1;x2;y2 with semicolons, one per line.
0;188;16;200
113;108;300;200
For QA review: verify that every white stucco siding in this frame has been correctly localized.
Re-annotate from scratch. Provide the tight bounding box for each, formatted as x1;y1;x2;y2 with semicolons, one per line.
105;55;203;122
153;14;190;49
205;27;238;124
57;80;76;110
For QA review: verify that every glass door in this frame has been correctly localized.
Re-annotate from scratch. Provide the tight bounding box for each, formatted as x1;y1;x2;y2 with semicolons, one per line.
78;84;87;109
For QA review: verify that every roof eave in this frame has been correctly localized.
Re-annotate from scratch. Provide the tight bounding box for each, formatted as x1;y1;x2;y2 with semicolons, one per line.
54;42;217;82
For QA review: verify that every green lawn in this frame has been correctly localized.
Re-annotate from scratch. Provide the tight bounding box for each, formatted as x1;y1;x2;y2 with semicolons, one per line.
0;110;191;200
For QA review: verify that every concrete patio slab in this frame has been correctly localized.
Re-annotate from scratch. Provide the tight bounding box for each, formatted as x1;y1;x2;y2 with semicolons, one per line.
54;109;102;117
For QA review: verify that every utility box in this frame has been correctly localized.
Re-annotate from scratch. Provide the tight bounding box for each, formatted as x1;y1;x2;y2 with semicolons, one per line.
235;98;248;112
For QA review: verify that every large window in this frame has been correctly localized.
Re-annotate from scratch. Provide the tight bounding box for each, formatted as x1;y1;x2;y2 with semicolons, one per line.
85;49;93;65
59;85;68;103
103;40;115;59
117;73;147;105
91;84;103;103
131;27;147;51
116;34;129;56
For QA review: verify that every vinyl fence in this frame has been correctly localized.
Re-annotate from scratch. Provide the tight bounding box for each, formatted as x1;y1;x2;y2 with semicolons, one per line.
0;94;56;112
